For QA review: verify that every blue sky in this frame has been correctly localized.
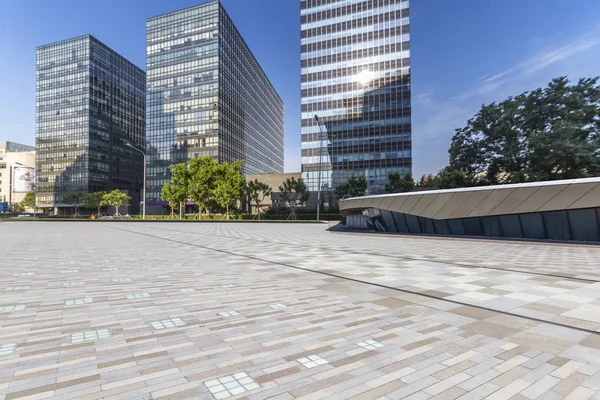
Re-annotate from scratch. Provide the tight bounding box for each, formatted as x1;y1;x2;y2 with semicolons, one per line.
1;1;600;177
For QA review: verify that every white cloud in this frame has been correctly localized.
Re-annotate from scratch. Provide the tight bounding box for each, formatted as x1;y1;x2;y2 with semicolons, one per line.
469;25;600;98
412;92;433;106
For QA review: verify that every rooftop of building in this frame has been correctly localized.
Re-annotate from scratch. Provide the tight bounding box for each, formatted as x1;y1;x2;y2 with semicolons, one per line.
36;34;145;73
0;141;35;152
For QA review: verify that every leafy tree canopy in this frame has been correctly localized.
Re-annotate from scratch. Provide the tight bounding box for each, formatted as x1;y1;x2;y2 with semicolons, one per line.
247;179;272;218
83;192;106;216
63;193;85;216
20;190;35;211
334;175;367;200
184;157;221;217
416;168;474;190
161;183;187;219
101;189;131;216
279;177;310;219
450;77;600;184
385;172;415;193
213;160;245;218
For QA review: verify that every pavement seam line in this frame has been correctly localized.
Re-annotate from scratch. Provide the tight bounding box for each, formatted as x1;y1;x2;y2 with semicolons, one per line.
105;224;600;337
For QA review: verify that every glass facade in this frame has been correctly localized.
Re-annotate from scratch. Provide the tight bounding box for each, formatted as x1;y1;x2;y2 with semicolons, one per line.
364;208;600;243
301;0;411;194
36;35;146;212
146;0;284;202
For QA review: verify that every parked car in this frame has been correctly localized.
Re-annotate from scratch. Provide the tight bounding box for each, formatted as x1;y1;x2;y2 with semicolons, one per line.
17;213;34;218
99;215;131;220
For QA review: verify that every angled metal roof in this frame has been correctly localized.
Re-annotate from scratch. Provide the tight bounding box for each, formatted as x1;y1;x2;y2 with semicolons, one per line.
339;177;600;219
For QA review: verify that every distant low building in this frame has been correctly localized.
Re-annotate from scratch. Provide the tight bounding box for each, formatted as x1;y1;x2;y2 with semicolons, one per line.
246;172;301;212
0;142;36;210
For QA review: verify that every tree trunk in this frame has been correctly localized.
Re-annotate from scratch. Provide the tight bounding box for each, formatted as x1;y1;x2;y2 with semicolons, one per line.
287;208;297;220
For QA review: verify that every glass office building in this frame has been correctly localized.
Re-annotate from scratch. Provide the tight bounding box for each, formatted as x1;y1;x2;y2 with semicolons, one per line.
36;35;146;213
146;0;284;204
301;0;411;194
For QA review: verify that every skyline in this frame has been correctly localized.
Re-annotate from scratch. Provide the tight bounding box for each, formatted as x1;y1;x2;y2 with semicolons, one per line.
1;0;600;177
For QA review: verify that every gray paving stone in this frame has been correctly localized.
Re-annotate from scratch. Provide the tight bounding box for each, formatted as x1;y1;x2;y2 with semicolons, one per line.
1;221;600;399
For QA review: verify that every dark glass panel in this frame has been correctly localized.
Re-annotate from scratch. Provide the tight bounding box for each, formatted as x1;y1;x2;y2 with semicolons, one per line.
498;214;523;238
432;219;449;235
520;213;546;239
447;219;465;235
422;217;435;234
405;214;421;233
463;217;483;236
542;211;570;241
481;216;502;237
380;210;397;232
569;209;600;242
392;212;408;233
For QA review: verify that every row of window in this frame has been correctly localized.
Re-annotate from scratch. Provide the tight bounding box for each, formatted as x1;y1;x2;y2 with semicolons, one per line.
302;133;411;150
302;14;408;46
147;56;217;78
302;2;408;30
147;3;218;28
148;43;218;68
147;29;217;55
148;70;216;90
302;33;409;60
302;50;409;75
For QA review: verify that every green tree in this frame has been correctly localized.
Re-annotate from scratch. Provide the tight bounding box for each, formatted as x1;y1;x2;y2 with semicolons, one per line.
279;177;310;220
450;77;600;184
213;160;245;219
20;190;35;211
83;191;106;217
385;172;415;193
160;183;187;219
101;189;131;216
416;174;437;188
63;193;85;217
185;157;221;219
327;190;339;213
247;179;272;219
9;202;24;213
435;168;474;189
415;169;473;190
334;175;367;200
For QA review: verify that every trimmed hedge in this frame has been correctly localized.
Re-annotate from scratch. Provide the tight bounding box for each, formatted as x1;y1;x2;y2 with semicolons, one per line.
131;213;342;221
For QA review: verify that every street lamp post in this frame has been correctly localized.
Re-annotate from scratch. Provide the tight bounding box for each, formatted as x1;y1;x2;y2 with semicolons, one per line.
126;143;146;220
8;165;13;209
15;162;36;217
314;115;325;221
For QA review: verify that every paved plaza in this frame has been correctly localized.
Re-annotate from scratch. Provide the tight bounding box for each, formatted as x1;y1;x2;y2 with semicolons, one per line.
2;222;600;399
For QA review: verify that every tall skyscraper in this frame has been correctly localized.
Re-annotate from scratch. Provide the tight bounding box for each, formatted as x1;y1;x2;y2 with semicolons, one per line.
301;0;411;194
36;35;146;214
146;0;284;205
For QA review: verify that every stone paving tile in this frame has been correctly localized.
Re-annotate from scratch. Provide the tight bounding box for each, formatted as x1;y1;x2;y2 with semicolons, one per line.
1;222;600;399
